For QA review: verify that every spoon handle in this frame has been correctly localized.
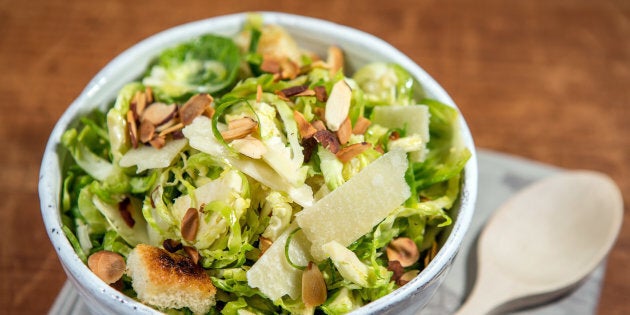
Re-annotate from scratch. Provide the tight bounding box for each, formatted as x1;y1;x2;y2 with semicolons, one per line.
453;268;519;315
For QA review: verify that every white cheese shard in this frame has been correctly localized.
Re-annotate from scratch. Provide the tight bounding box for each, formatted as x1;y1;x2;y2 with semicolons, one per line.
119;138;188;173
295;149;410;261
247;223;313;301
372;105;430;162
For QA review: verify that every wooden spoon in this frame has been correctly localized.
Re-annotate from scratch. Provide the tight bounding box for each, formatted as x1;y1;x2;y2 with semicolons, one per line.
455;170;623;315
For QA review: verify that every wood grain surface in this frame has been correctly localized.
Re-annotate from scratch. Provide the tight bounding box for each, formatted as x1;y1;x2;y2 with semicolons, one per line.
1;0;628;314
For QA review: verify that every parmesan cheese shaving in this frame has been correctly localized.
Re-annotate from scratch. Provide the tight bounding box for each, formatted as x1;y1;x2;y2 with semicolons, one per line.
295;149;410;261
119;138;188;172
247;223;313;301
372;105;430;162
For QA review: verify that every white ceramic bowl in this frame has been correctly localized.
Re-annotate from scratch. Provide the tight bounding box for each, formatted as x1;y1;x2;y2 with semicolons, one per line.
39;12;478;315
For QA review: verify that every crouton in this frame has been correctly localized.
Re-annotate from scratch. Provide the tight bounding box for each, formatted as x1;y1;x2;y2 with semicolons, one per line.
126;244;216;314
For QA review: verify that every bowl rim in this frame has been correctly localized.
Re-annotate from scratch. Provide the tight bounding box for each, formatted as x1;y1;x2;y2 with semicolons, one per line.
39;11;477;314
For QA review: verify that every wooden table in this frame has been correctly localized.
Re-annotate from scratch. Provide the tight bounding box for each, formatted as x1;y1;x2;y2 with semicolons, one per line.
2;0;628;313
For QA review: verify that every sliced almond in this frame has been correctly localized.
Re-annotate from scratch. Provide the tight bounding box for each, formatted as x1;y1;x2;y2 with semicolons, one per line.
256;84;263;103
398;270;420;286
324;80;352;131
352;116;371;135
181;207;200;242
311;120;326;131
313;130;340;154
327;46;344;76
259;236;272;255
280;58;300;80
149;135;166;149
424;240;439;267
301;261;327;308
180;93;213;126
260;56;281;74
336;117;352;145
139;120;155;143
155;118;177;133
231;135;267;159
88;251;126;284
280;85;308;97
227;117;257;130
387;259;405;284
127;110;139;149
314;86;327;102
204;105;215;119
222;117;258;141
335;142;370;163
135;91;147;118
183;245;201;265
158;122;184;138
386;237;420;267
141;102;177;126
294;111;317;139
295;89;316;97
145;86;154;104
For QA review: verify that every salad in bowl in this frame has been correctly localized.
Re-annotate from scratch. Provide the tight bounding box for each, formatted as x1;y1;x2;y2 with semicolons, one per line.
42;12;475;315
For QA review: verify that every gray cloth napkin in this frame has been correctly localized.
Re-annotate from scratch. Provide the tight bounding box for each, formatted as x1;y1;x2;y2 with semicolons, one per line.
49;149;604;315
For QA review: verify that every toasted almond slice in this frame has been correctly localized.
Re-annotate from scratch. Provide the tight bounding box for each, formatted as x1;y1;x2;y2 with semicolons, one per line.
204;105;215;119
387;260;405;284
311;120;326;131
88;251;126;284
256;84;263;103
325;80;352;131
145;86;154;104
399;270;419;286
149;135;166;149
158;122;184;138
181;208;200;242
127;110;139;149
314;86;327;102
294;111;317;139
139;120;156;143
227;117;257;130
352;116;371;135
135;91;147;118
280;85;308;97
302;261;327;308
180;94;213;126
141;102;177;126
386;237;420;267
310;60;328;69
314;130;340;154
295;89;316;97
221;119;258;141
231;135;267;159
259;236;273;255
183;246;201;265
261;56;281;74
221;127;256;141
336;117;352;145
327;46;344;76
280;58;299;80
155;118;177;132
335;142;370;163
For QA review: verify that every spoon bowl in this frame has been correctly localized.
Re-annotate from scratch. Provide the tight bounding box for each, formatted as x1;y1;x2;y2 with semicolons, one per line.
456;170;623;315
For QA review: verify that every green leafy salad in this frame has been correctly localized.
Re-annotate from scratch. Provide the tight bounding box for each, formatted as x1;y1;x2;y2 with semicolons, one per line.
60;15;470;315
